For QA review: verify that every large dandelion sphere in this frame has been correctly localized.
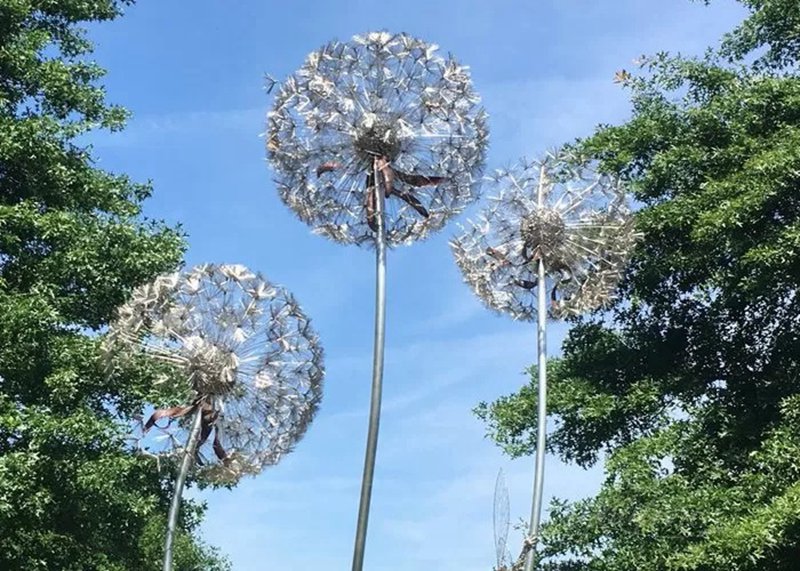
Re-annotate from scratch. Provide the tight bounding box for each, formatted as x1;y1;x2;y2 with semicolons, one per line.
105;263;325;484
450;152;639;320
267;31;489;246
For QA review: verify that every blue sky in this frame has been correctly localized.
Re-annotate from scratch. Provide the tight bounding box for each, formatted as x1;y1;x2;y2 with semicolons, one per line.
86;2;746;569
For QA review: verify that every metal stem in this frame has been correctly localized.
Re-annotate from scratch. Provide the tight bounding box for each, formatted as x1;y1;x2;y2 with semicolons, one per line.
523;258;548;571
525;170;549;571
163;407;204;571
351;159;387;571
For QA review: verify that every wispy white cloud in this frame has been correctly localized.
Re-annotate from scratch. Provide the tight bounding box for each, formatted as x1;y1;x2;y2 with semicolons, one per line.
482;76;632;161
324;326;542;417
83;107;265;148
405;283;487;334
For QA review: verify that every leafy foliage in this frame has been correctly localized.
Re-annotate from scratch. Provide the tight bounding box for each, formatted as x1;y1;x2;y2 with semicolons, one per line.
0;1;229;569
477;1;800;568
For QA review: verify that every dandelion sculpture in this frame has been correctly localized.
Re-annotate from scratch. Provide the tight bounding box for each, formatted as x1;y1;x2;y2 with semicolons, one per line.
267;31;488;571
103;263;324;571
451;151;638;570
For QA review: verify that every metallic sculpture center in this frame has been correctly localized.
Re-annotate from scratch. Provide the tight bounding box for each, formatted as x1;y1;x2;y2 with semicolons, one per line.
183;337;238;395
521;209;567;256
354;120;401;163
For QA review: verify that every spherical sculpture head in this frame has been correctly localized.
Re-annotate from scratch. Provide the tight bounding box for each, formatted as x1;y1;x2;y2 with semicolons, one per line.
267;31;489;247
104;263;325;484
450;151;640;320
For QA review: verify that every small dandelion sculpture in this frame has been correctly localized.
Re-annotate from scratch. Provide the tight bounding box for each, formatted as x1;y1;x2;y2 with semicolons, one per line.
493;469;512;571
451;151;639;571
103;263;324;571
267;31;488;571
492;468;534;571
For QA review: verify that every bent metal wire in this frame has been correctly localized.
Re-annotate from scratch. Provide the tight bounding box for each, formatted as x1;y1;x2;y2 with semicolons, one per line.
267;31;489;247
451;150;639;571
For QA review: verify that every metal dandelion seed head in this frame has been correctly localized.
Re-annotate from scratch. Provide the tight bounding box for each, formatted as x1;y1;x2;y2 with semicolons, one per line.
104;263;325;484
520;207;568;259
267;30;489;247
450;150;640;321
353;112;403;163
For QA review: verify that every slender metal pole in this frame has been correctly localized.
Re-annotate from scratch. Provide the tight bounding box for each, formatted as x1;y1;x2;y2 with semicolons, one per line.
525;168;549;571
351;159;387;571
163;407;204;571
524;259;548;571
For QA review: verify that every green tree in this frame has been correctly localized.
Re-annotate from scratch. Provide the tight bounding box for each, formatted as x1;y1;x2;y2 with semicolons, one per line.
0;2;229;569
476;1;800;569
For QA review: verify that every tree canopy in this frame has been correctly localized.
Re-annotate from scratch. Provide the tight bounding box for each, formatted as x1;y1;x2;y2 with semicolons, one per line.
0;1;228;568
476;0;800;568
